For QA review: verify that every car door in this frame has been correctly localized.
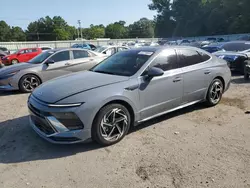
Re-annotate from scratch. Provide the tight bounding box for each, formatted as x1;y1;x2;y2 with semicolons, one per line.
17;49;29;62
139;49;183;120
177;49;212;104
27;48;39;61
67;50;98;72
40;50;71;81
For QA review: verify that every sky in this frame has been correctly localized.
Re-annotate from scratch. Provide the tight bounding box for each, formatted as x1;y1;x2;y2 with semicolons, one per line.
0;0;156;29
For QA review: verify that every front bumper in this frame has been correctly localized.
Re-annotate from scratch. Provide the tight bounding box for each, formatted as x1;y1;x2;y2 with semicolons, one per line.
0;76;18;91
28;96;92;144
1;59;11;65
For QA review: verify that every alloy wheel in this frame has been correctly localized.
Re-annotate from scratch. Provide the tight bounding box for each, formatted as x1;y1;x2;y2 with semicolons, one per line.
100;108;128;142
22;76;40;92
209;81;223;104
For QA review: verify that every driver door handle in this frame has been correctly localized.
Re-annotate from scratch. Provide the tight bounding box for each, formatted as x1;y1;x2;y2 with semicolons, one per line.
204;70;211;75
65;62;71;66
173;77;182;83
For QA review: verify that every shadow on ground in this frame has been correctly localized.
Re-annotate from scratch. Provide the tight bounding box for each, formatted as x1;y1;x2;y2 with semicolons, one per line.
231;76;250;84
0;90;24;96
0;104;206;164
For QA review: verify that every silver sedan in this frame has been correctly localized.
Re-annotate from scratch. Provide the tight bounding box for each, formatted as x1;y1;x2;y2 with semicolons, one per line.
28;46;231;146
0;48;106;92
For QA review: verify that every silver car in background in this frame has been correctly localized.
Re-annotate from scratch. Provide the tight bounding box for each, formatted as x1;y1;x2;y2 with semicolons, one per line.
28;46;231;146
0;48;106;92
94;46;129;56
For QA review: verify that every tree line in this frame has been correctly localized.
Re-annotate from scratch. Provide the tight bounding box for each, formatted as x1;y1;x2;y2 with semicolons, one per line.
0;16;154;41
0;0;250;41
150;0;250;38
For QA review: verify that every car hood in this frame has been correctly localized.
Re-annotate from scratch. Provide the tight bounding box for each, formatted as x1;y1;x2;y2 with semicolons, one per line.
0;63;37;75
32;71;129;104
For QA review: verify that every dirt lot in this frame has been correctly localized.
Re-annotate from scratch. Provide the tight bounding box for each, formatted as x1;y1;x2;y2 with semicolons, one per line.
0;75;250;188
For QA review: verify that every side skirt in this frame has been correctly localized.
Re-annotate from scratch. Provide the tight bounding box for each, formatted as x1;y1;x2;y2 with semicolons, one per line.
136;100;202;124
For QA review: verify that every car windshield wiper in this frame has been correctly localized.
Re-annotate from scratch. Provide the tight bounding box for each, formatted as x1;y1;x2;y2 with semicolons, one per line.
93;70;117;75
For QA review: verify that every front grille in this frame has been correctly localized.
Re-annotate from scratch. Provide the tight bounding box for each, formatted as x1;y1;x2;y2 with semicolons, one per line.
31;115;55;135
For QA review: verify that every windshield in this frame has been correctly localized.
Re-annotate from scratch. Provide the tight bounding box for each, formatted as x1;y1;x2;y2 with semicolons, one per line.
94;46;107;53
28;51;55;64
222;42;250;52
91;50;154;76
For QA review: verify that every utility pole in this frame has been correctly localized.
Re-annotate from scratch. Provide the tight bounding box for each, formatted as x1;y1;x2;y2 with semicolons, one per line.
77;20;83;39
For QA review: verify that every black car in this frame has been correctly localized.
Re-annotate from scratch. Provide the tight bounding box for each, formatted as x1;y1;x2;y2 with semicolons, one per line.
212;41;250;74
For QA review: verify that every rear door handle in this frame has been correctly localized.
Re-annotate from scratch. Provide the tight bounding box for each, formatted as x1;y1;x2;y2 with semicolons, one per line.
173;77;182;83
204;70;211;75
65;62;71;66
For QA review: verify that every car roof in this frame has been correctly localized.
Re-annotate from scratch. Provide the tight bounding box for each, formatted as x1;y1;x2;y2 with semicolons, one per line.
204;42;226;48
48;48;89;52
133;46;203;52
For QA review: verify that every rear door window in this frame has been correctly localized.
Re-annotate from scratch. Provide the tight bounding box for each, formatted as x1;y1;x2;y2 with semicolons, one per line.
178;49;204;67
73;50;90;59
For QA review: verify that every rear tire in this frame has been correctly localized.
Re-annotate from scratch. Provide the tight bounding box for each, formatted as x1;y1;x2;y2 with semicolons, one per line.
91;103;131;146
19;74;41;93
205;79;224;107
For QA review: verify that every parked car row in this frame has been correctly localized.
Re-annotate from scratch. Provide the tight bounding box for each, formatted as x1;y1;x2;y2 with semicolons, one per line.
201;41;250;75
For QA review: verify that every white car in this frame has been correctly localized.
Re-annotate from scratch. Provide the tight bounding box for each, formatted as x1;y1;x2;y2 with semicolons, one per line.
94;46;129;56
40;46;53;52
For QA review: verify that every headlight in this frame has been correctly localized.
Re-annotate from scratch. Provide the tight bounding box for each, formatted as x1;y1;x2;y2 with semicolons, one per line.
47;103;83;107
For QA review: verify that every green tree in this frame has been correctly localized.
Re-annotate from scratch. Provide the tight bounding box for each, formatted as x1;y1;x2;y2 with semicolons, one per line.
10;27;26;41
105;21;127;39
128;18;154;38
26;16;72;41
89;25;105;39
0;21;11;41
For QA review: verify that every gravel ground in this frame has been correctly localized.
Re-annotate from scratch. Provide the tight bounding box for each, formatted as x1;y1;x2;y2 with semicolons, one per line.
0;75;250;188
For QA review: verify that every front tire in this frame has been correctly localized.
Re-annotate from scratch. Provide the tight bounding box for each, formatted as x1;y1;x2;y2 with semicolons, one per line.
92;104;131;146
19;74;41;93
205;79;224;107
11;59;19;65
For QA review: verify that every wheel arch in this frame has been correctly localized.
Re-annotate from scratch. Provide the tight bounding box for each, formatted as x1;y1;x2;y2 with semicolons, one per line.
213;76;225;91
94;99;136;127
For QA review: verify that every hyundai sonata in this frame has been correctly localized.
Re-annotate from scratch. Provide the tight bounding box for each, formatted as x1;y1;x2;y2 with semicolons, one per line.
28;46;231;146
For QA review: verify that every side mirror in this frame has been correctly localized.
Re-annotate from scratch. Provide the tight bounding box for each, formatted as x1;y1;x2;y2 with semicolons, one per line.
45;59;55;65
17;53;21;56
147;67;164;78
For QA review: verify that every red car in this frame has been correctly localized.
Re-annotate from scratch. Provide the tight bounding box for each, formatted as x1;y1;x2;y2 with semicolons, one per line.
1;48;42;65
